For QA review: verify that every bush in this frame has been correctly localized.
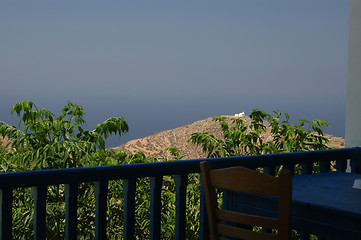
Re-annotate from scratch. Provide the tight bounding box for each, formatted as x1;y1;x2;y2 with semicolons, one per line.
0;100;128;169
189;109;330;158
0;101;129;239
0;103;331;239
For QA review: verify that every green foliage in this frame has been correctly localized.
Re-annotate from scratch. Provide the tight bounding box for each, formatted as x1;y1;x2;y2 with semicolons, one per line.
166;147;186;160
188;110;331;239
0;100;199;239
0;100;128;169
189;109;330;158
0;101;129;239
1;103;328;240
99;149;200;239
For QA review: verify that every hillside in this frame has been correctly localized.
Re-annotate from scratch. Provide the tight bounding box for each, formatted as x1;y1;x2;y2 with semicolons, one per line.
113;116;345;160
0;136;13;152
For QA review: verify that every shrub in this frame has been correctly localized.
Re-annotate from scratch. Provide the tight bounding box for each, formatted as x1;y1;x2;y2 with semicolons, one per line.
189;109;330;158
0;100;128;169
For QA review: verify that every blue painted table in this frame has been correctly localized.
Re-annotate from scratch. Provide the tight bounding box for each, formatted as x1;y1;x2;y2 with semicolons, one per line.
224;172;361;239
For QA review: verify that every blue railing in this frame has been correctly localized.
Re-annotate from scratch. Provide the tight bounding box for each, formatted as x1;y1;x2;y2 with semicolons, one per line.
0;147;360;240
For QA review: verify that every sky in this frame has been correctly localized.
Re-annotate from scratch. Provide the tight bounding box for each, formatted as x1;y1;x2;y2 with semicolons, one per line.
0;1;350;148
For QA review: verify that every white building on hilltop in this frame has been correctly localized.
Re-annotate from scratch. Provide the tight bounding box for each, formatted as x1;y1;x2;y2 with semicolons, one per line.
234;112;245;117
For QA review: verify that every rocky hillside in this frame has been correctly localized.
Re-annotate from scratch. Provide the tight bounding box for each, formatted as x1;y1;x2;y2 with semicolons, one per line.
0;136;13;152
113;116;345;160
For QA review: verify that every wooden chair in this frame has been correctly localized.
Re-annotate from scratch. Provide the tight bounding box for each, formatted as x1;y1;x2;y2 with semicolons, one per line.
200;161;292;240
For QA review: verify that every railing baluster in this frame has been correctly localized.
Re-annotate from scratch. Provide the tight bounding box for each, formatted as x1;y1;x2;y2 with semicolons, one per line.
282;164;294;174
319;161;331;173
301;163;313;174
300;232;311;240
263;167;276;176
175;174;188;240
351;147;361;173
336;158;347;172
0;188;13;240
33;185;47;240
199;176;209;240
123;178;136;240
150;176;162;240
65;183;78;240
95;181;108;240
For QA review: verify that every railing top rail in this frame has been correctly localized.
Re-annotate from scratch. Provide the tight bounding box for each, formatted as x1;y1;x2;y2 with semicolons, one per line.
0;147;359;189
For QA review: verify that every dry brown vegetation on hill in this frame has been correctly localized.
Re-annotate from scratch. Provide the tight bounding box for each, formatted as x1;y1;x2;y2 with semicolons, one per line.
113;116;345;160
0;136;13;152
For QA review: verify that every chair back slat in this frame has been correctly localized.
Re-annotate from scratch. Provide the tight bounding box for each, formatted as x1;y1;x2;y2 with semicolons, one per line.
216;209;279;230
210;167;281;196
217;223;278;240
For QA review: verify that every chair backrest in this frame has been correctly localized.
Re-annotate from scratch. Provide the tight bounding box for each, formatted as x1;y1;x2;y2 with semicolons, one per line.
200;161;292;240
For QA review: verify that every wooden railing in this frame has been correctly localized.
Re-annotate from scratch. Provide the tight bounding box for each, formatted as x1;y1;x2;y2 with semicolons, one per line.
0;147;360;240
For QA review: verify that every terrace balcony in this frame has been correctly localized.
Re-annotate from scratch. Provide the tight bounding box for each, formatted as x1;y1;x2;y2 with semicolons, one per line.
1;147;360;240
2;0;361;239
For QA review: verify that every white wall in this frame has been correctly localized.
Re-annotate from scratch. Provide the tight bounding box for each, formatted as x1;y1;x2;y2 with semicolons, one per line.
346;0;361;148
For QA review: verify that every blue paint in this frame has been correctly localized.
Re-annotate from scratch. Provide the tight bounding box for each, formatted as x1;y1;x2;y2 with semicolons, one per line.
95;181;108;240
65;183;78;240
150;177;162;240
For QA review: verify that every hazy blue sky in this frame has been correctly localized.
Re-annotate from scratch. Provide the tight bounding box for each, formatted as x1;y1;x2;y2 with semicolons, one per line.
1;1;349;147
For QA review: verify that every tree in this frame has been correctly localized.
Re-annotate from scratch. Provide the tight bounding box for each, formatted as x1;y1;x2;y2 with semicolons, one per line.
0;100;129;169
0;101;129;239
189;109;330;158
